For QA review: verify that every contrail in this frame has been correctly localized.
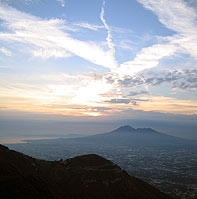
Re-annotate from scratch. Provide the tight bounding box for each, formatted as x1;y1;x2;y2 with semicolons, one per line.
100;0;117;69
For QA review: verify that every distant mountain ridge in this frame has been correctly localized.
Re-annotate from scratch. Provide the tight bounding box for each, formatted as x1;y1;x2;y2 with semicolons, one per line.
23;125;196;148
109;125;161;134
63;125;194;147
0;144;171;199
114;125;136;132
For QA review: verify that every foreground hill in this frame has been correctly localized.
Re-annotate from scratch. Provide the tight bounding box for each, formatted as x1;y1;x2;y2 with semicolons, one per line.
0;144;171;199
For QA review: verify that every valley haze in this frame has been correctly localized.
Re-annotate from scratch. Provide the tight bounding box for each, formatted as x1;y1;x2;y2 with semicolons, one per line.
5;125;197;199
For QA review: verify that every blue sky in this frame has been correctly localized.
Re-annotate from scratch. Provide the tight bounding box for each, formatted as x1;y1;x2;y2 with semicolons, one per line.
0;0;196;120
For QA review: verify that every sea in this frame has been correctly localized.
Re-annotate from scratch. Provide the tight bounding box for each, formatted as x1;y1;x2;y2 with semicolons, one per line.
0;135;59;144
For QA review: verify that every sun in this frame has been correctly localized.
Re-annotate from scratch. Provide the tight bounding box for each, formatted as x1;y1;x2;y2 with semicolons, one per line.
72;80;111;106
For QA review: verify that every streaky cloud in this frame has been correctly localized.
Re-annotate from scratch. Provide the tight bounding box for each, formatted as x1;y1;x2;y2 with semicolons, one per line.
118;43;177;76
0;3;117;69
138;0;197;59
100;0;117;69
74;22;104;31
0;47;12;56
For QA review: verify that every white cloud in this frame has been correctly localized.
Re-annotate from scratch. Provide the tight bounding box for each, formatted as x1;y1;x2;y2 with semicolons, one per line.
0;4;117;70
0;47;12;56
138;0;197;59
138;0;196;34
31;48;72;59
74;22;104;31
114;0;197;77
118;43;177;76
56;0;65;7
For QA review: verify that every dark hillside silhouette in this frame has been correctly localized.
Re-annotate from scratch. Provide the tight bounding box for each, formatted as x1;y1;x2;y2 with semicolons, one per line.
0;144;171;199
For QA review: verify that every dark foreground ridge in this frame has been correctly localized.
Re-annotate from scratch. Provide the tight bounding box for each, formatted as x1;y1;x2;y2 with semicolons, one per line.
0;144;171;199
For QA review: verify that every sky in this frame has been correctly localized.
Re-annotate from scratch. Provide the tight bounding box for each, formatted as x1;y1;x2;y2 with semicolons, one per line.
0;0;197;133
